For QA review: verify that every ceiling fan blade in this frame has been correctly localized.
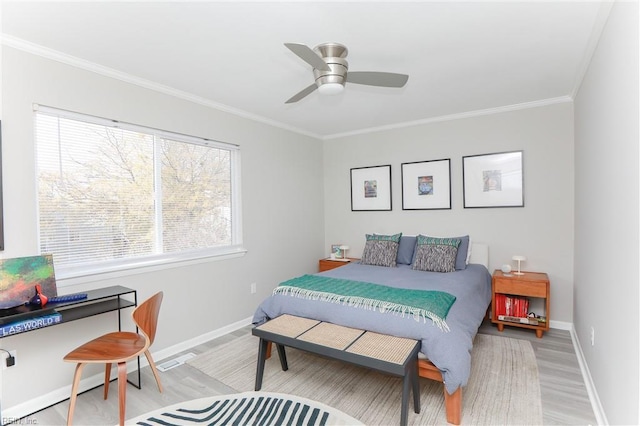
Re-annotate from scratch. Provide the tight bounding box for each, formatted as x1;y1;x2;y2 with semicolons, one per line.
284;43;331;72
347;72;409;88
285;83;318;104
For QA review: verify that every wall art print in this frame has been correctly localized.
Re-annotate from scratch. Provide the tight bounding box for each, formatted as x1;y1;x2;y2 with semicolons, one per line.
350;165;392;211
463;151;524;208
0;255;58;309
401;159;451;210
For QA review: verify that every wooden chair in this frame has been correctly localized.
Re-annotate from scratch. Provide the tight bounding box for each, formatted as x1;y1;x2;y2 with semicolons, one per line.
63;291;164;426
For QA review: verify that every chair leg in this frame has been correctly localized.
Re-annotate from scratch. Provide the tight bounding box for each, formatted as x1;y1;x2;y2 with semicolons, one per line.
117;362;127;426
143;350;163;393
104;363;112;400
67;363;86;426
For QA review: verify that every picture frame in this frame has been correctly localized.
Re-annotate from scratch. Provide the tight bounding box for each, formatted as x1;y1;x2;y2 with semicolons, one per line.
330;244;342;257
350;165;392;211
463;150;524;208
401;159;451;210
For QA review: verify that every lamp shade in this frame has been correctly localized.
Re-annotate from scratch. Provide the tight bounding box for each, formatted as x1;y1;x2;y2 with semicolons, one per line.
339;245;349;259
512;255;526;275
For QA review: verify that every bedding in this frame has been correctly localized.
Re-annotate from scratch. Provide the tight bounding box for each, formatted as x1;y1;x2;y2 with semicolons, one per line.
252;261;491;394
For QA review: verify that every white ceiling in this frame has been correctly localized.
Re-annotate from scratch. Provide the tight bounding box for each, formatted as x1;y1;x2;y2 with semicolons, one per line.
2;1;608;139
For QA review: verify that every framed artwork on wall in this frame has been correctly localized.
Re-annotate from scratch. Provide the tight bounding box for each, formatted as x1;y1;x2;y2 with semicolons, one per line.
463;150;524;208
350;164;392;211
401;158;451;210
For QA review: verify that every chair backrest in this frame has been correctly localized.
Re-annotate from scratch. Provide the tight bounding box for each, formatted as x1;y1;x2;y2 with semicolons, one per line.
132;291;163;346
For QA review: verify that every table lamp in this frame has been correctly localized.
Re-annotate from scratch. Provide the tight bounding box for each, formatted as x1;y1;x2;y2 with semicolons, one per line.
340;245;349;260
512;255;526;275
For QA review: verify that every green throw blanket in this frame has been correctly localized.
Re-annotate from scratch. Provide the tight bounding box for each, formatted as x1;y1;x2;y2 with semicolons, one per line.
273;275;456;331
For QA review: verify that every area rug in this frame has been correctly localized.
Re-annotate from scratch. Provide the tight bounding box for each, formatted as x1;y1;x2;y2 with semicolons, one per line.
127;391;362;425
187;333;543;425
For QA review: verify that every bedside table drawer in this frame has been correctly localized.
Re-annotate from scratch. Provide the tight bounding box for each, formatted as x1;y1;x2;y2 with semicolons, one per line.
494;278;547;297
318;258;359;272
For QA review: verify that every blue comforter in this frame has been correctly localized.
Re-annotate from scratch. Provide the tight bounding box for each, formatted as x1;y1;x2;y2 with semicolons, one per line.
252;262;491;394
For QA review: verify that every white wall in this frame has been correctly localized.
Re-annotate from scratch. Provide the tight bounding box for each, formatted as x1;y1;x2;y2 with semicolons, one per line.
0;47;325;413
323;102;575;324
574;1;639;424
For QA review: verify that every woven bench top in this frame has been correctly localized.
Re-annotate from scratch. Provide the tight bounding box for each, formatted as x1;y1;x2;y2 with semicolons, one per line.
255;314;418;365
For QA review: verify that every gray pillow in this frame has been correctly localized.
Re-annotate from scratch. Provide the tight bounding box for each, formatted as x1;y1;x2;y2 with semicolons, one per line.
455;235;470;270
396;236;417;265
361;233;402;267
411;236;461;273
411;234;469;270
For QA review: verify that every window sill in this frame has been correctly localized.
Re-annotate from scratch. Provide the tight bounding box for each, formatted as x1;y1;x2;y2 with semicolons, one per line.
55;246;248;287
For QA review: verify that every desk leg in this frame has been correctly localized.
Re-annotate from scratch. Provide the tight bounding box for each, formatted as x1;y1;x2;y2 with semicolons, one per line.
255;338;269;391
412;360;421;414
275;344;288;371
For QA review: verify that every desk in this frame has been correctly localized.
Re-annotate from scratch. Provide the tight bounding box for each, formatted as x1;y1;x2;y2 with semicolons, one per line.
0;285;137;332
0;286;139;424
0;286;140;389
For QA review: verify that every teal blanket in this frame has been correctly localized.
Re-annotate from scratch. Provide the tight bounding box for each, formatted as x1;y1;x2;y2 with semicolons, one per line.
274;274;456;331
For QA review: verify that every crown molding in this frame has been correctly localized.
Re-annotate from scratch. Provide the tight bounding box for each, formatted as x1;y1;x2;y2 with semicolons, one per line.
570;1;615;98
323;96;573;140
1;34;322;140
2;34;576;142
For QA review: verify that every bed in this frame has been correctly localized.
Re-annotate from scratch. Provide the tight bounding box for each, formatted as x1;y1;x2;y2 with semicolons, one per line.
253;236;491;424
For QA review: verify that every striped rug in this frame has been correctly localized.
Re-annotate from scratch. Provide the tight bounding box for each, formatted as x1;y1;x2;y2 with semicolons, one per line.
127;391;363;425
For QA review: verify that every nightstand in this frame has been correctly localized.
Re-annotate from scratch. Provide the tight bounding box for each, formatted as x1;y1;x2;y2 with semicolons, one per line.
491;270;550;338
318;258;359;272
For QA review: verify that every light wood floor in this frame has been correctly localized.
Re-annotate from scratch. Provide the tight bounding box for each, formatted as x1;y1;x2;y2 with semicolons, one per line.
27;320;597;425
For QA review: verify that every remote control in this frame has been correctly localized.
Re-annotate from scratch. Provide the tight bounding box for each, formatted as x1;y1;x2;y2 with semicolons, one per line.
48;293;88;303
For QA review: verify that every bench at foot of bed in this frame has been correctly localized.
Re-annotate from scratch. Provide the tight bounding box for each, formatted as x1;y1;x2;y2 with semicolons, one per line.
417;358;461;425
261;324;462;425
255;315;421;426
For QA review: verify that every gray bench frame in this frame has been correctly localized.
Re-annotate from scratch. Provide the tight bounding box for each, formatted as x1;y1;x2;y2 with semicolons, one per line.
252;319;421;426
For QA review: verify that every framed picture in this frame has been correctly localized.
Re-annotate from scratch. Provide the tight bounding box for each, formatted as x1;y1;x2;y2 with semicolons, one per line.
0;255;58;309
463;151;524;208
401;159;451;210
330;244;342;257
350;165;392;211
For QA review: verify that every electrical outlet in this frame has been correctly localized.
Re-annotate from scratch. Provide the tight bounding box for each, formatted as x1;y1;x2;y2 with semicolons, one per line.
250;283;257;294
2;350;16;370
590;327;595;346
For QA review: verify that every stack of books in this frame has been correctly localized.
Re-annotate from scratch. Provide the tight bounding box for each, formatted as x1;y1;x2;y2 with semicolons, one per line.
495;294;539;325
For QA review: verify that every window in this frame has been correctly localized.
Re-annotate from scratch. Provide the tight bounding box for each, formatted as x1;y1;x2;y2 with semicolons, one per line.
35;105;242;278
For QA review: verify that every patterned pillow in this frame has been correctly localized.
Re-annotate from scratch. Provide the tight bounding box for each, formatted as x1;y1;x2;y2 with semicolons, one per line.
360;233;402;267
412;236;460;273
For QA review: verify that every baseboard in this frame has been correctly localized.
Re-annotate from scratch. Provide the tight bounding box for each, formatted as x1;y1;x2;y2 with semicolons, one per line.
151;316;253;364
570;325;608;425
549;319;572;331
2;316;253;422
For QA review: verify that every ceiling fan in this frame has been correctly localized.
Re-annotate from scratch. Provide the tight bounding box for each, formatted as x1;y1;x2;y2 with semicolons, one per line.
284;42;409;104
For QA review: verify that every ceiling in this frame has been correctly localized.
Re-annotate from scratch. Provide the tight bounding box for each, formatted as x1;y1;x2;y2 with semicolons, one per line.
1;1;608;139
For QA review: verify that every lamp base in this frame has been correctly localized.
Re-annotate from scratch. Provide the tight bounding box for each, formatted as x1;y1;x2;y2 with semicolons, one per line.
513;271;525;275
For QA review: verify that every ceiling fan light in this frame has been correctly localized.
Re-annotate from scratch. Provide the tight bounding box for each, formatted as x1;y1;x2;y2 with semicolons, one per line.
318;83;344;95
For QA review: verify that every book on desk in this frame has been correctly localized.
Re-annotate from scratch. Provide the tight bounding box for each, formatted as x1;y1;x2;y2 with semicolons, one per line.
0;311;62;337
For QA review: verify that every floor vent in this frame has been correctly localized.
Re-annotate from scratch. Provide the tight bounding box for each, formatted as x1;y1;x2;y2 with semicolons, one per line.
157;352;196;372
